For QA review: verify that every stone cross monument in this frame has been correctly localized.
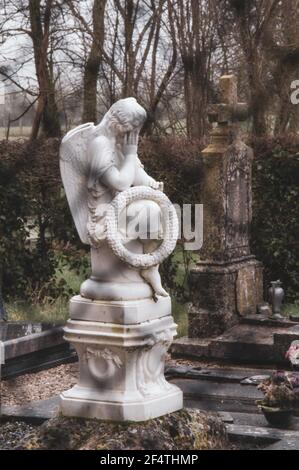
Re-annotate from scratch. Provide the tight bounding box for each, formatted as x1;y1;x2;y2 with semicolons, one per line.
59;97;182;421
188;75;264;338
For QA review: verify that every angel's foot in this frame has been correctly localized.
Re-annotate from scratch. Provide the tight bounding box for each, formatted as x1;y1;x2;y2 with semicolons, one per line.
141;265;168;299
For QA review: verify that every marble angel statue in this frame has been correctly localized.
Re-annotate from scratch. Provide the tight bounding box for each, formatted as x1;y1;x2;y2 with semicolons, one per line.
60;97;178;302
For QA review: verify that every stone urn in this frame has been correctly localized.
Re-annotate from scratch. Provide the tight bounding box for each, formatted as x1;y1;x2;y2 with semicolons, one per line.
269;280;284;317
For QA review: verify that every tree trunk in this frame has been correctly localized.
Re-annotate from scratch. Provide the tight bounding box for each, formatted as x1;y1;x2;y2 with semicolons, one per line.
228;1;276;137
274;80;293;135
82;0;107;123
29;0;61;140
239;30;268;137
143;0;178;135
174;0;212;139
123;0;135;97
182;53;209;139
250;78;268;137
0;268;7;321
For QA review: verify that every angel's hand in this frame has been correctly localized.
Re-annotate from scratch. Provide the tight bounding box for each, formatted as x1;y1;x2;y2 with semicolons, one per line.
123;130;139;157
149;179;163;191
127;130;139;145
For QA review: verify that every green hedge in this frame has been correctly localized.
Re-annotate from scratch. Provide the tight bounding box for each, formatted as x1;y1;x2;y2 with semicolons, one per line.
0;135;298;303
252;137;299;302
140;136;299;302
0;139;83;302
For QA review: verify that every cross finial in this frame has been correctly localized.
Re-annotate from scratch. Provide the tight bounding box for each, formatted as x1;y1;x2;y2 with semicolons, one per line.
209;75;249;125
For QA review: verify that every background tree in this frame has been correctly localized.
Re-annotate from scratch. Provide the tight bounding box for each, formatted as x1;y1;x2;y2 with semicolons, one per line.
172;0;218;139
66;0;107;123
226;0;280;137
264;0;299;134
1;1;299;137
29;0;61;139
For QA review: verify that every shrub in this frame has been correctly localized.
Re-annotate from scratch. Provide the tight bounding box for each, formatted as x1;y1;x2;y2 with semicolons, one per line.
140;136;299;302
252;136;299;302
139;136;203;206
0;138;81;302
0;134;298;304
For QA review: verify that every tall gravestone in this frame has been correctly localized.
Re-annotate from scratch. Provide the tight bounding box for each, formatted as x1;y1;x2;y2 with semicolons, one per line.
188;75;264;338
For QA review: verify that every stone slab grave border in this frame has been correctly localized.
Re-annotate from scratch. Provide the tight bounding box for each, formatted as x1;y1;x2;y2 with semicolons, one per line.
169;366;299;449
0;322;76;379
2;365;299;450
172;316;299;365
2;399;298;449
166;365;299;417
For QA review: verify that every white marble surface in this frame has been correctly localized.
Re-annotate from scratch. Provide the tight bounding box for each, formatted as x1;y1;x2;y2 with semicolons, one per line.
70;295;171;324
60;97;178;299
60;306;183;421
60;388;183;422
59;98;182;421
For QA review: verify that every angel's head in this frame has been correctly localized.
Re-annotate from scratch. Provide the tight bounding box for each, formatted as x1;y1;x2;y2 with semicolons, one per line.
98;97;147;137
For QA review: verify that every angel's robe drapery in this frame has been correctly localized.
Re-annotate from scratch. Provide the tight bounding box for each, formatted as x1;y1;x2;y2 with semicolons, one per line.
87;136;115;199
86;134;159;245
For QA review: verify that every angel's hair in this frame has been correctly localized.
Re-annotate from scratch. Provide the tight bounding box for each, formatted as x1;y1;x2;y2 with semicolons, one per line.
95;97;147;135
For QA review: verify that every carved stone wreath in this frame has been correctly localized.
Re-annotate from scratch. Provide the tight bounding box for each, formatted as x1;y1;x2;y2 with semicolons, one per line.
105;186;178;268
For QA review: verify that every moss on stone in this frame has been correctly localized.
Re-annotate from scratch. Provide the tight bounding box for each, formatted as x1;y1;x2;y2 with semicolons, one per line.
18;409;229;450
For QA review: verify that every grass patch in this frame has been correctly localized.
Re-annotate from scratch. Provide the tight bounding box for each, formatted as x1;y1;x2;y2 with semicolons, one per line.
5;248;298;335
172;299;188;337
5;250;190;336
6;258;87;324
282;302;299;317
7;298;68;324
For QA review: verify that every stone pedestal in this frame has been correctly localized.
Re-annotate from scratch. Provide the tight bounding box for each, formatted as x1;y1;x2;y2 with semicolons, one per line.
60;296;183;421
188;259;263;338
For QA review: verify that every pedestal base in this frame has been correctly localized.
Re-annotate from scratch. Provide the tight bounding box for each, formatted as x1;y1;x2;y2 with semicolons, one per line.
60;296;183;421
188;258;263;337
60;386;182;422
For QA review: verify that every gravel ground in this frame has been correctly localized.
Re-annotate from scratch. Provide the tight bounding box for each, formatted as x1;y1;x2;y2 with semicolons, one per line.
1;363;78;406
0;421;36;450
0;358;195;407
0;358;265;450
0;355;272;407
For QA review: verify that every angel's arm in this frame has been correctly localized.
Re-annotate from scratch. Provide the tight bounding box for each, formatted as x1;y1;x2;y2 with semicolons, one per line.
88;136;135;192
134;164;160;189
100;134;137;192
102;154;136;192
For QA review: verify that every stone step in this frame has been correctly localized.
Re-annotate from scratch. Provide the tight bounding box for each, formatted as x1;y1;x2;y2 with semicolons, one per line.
166;364;273;383
172;377;264;414
262;438;299;450
220;412;299;449
1;345;77;379
0;322;77;379
1;397;59;423
226;423;299;447
223;411;299;431
241;315;299;328
172;373;299;416
172;323;299;364
2;382;298;450
210;324;278;363
171;336;211;359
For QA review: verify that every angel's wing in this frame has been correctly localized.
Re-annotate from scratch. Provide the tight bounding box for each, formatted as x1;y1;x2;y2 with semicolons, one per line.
59;123;95;244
